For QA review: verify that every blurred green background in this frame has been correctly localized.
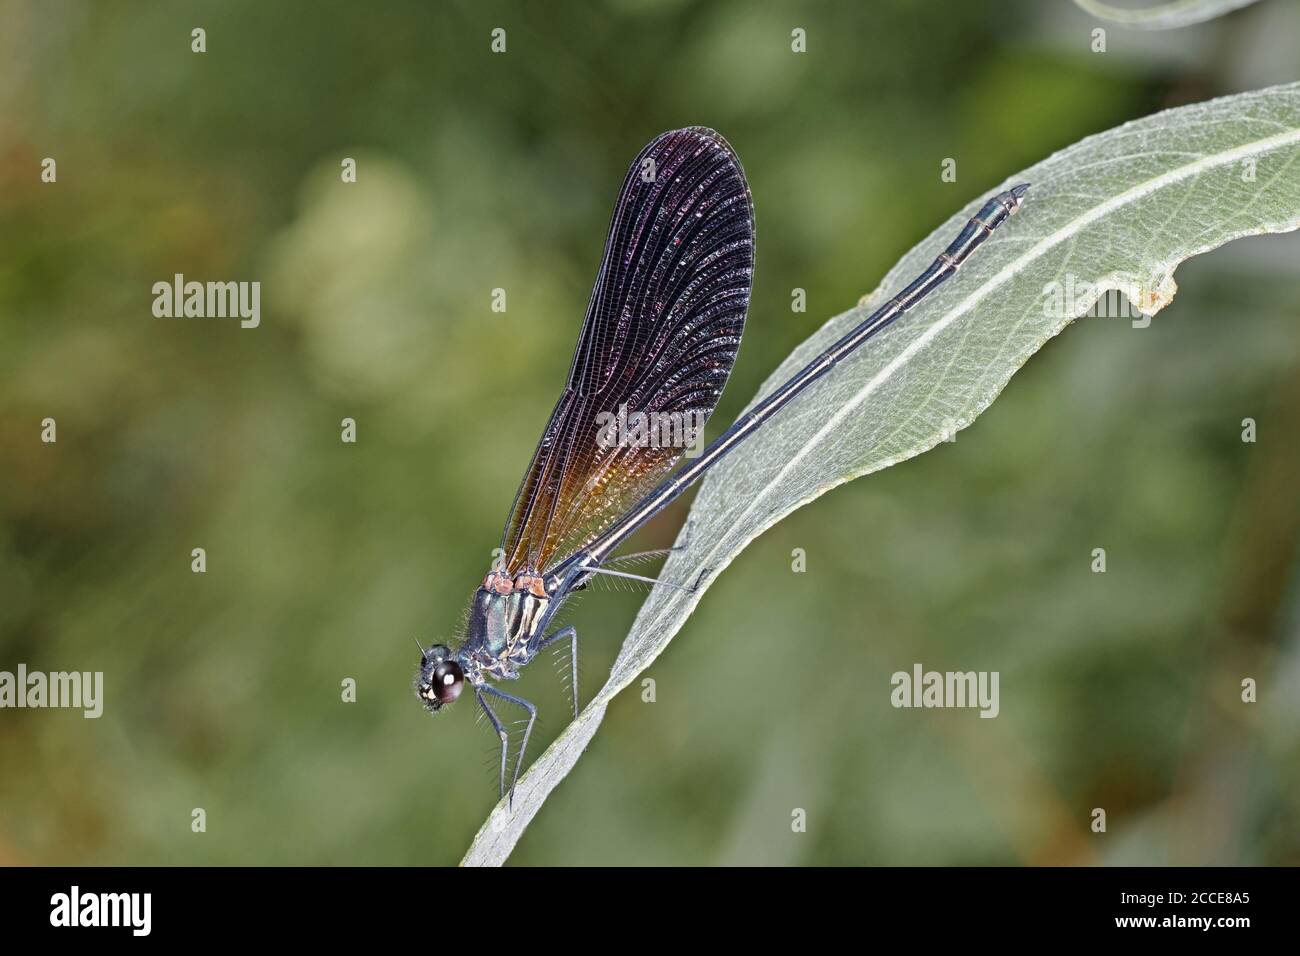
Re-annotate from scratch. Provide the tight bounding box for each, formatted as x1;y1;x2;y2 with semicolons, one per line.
1;0;1298;865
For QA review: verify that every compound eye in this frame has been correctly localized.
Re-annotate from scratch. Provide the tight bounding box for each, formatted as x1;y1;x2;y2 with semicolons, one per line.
432;660;464;704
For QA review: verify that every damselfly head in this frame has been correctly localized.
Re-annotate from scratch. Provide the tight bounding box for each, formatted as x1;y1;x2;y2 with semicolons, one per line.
415;643;465;713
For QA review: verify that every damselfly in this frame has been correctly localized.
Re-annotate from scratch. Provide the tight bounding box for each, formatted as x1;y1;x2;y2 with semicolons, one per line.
416;128;1027;803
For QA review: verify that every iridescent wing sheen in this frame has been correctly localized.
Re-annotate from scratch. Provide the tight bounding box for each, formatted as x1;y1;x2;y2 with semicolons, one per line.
500;127;754;575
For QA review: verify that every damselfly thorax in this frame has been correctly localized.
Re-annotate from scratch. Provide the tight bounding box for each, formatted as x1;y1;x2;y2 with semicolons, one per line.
461;570;553;681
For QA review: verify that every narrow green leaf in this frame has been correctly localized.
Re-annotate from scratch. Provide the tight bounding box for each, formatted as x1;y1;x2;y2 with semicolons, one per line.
462;81;1300;866
1072;0;1261;30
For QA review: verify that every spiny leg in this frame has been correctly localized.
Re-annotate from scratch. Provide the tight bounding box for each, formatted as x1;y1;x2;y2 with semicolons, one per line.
480;684;538;809
602;548;673;567
580;565;699;592
583;520;700;594
538;625;579;719
475;688;510;801
602;519;695;568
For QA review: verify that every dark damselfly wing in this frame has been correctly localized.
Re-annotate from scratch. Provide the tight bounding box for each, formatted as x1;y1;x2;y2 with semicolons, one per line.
500;128;754;575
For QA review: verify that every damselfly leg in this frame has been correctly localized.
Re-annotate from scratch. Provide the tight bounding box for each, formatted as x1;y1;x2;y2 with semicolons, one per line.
476;684;538;807
474;688;510;799
536;625;580;719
